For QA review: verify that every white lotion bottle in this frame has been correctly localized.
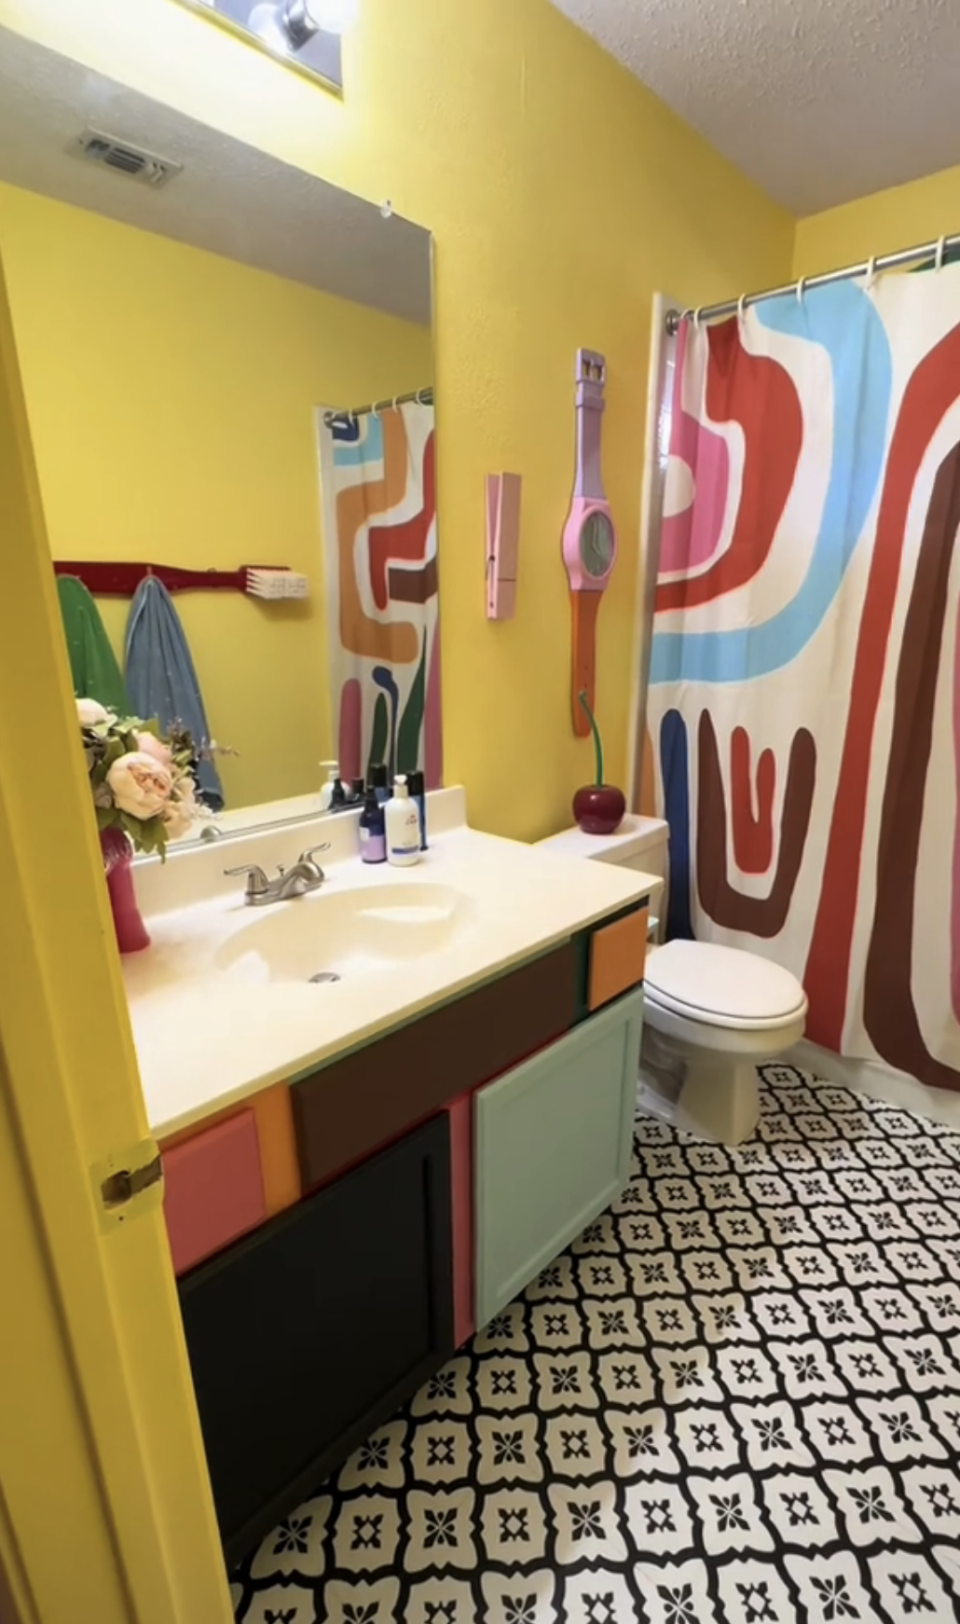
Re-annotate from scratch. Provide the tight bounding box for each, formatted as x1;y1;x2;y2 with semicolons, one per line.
385;775;421;866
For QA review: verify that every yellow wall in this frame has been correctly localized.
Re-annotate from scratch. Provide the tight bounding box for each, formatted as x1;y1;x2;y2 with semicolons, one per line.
0;0;794;839
794;161;960;277
0;180;433;807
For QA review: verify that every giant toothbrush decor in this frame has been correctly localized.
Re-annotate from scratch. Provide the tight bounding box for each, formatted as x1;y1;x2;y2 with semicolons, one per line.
573;689;626;835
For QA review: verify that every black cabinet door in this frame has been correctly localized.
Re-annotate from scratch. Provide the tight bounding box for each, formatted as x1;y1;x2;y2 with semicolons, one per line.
179;1112;453;1563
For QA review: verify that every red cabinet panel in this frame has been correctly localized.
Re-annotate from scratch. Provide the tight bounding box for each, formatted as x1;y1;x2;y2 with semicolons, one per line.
163;1110;265;1275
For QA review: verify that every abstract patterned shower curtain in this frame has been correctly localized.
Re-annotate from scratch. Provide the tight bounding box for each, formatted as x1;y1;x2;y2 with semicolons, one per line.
647;267;960;1091
317;399;441;788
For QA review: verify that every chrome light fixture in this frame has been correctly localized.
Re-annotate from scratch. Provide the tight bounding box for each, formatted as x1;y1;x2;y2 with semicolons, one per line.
173;0;358;92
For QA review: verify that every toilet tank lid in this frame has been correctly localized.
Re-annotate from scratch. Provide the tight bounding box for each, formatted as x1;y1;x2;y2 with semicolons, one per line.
647;940;807;1021
535;814;668;863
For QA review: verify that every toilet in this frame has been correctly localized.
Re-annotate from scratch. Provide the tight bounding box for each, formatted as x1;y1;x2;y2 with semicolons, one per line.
536;816;808;1145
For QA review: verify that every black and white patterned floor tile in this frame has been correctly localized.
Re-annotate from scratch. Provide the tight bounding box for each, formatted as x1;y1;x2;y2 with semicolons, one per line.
230;1064;960;1623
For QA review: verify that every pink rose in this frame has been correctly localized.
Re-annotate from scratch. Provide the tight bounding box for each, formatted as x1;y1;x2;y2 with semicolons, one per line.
160;781;198;841
136;731;173;769
77;698;111;726
106;752;173;819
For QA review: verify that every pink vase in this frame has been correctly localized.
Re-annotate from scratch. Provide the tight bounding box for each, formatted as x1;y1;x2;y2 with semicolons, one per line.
100;827;150;954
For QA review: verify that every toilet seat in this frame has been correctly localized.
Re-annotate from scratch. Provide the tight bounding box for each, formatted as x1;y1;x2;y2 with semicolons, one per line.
645;940;807;1032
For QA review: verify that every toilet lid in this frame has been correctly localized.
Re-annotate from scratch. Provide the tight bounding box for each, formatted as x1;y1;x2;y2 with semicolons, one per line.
645;940;807;1025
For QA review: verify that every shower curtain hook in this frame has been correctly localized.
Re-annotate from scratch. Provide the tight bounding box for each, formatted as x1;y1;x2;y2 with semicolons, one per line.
866;255;877;287
936;235;947;272
737;292;747;324
692;306;703;331
796;276;807;306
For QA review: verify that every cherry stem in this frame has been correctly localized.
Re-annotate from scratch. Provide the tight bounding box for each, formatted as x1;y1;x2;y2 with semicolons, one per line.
578;690;603;786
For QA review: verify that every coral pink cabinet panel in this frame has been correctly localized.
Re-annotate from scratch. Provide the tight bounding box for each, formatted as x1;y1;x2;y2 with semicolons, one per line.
162;1110;266;1275
445;1091;474;1348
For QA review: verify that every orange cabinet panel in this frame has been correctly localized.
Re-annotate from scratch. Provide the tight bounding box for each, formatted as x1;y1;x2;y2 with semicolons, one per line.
250;1085;301;1217
588;907;648;1012
162;1110;265;1275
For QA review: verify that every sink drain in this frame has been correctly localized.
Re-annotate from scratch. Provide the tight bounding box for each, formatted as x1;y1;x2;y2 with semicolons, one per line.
308;970;341;984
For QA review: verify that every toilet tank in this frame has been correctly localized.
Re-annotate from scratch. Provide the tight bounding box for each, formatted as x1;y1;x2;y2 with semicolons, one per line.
535;815;669;942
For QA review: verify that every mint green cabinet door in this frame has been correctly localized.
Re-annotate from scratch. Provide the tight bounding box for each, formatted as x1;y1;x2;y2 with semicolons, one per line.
474;989;643;1330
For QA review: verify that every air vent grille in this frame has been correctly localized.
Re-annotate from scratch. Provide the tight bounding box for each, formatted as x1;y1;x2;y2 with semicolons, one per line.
71;129;182;189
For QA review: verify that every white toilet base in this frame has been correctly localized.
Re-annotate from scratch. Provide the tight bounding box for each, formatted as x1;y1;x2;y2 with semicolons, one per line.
641;994;806;1147
674;1055;760;1146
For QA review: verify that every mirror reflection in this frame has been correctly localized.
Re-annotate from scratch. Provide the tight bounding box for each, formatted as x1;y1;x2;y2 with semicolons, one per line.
0;41;438;835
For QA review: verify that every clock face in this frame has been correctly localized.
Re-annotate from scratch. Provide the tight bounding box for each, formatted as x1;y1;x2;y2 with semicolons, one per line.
579;510;616;580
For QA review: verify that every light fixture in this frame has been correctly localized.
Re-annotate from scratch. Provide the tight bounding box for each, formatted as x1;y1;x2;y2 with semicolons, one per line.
172;0;347;90
248;0;356;50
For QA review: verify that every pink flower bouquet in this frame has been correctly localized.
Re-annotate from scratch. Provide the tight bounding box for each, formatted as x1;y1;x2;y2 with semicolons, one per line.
76;698;204;859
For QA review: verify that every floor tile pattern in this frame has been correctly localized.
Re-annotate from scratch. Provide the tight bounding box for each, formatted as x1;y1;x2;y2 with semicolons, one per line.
232;1065;960;1622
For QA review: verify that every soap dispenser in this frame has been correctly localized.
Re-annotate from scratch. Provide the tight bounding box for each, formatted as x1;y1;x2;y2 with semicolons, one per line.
385;775;421;867
318;761;339;812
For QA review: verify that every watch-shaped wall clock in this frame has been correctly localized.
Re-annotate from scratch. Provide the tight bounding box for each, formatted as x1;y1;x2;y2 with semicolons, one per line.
561;349;618;737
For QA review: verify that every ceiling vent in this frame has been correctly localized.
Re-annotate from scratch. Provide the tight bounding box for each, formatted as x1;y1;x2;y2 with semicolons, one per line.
71;129;182;189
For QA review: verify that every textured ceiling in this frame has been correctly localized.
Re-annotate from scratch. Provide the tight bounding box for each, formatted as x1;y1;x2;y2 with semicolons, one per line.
0;28;431;325
548;0;960;215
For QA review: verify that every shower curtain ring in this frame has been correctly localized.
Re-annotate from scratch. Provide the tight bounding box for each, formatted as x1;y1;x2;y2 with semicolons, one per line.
737;292;747;324
692;306;703;331
865;255;877;288
936;235;947;271
796;276;807;306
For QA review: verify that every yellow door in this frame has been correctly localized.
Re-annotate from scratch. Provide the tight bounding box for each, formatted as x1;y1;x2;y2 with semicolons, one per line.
0;241;233;1622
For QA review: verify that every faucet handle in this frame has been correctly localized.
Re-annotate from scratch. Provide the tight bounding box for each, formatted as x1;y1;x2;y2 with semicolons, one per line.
298;842;331;868
224;863;269;896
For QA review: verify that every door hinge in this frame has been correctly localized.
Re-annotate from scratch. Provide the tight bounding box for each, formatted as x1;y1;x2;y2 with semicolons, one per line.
92;1138;164;1230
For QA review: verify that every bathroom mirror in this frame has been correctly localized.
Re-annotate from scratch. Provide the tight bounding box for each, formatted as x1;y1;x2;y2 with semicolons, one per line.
0;29;439;838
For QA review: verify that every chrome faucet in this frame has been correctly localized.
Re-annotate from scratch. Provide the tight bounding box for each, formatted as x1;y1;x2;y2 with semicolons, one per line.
224;844;330;906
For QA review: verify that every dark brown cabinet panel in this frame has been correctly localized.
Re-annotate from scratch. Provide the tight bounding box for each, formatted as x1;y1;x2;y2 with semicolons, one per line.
291;942;578;1189
178;1113;453;1564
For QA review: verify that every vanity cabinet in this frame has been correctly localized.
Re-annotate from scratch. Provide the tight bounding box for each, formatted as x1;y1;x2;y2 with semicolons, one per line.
178;1112;453;1564
171;909;648;1561
474;988;644;1328
291;942;578;1190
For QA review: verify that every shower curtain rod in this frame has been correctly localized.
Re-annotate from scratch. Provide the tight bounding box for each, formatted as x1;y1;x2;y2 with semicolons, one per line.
664;229;960;335
322;386;433;426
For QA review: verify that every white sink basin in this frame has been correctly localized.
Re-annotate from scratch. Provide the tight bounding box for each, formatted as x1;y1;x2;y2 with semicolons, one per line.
214;881;474;985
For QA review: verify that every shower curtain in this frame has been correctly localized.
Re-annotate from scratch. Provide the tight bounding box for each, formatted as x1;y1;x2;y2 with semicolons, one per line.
316;398;441;789
647;265;960;1092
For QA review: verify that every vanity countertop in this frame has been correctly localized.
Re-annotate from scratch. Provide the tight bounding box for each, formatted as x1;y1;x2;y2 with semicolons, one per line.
124;815;656;1140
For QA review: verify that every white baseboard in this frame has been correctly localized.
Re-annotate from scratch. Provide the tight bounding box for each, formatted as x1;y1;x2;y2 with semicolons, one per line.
789;1039;960;1129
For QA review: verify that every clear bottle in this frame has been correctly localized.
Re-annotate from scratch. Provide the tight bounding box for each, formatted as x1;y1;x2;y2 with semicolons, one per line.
384;775;421;867
407;769;427;850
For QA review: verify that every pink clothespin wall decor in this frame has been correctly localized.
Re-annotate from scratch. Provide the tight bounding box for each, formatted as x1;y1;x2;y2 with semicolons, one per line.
485;472;522;620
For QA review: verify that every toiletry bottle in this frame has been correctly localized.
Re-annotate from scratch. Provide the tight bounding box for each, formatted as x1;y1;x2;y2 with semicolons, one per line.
370;764;390;805
330;775;347;811
407;769;428;851
318;761;339;811
385;775;421;867
359;789;386;863
350;776;365;804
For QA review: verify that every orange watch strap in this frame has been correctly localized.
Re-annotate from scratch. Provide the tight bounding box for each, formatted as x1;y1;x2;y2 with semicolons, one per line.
571;589;601;737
